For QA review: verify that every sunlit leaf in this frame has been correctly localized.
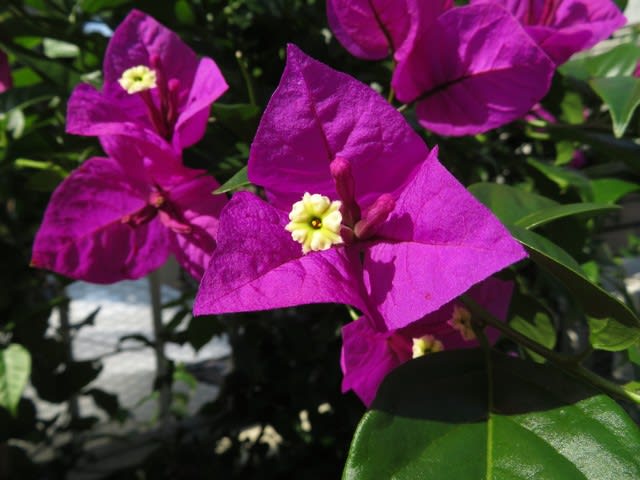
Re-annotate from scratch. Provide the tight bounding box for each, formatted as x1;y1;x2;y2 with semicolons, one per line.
510;225;640;328
589;76;640;138
514;203;619;229
0;344;31;416
344;350;640;479
212;166;250;194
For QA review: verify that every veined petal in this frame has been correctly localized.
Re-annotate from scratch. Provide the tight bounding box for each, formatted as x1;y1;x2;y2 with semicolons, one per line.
31;157;170;283
364;148;526;330
327;0;416;60
66;83;166;151
102;9;199;94
249;44;427;211
173;57;229;150
472;0;625;64
341;316;408;407
341;277;512;406
166;174;227;281
393;4;555;136
194;192;368;316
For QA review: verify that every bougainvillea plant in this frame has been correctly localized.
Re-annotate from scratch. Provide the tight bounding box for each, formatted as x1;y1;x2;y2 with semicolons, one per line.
13;0;640;477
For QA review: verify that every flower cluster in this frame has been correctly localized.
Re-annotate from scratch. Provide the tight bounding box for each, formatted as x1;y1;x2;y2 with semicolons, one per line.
32;2;625;406
193;45;527;404
31;10;228;282
328;0;624;135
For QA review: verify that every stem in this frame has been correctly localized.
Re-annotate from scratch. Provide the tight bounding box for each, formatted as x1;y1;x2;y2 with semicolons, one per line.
462;296;574;365
235;50;256;107
387;88;395;104
461;295;640;405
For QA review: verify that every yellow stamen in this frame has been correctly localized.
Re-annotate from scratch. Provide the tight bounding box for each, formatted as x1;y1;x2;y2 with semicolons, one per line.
119;65;157;94
412;335;444;359
449;305;475;341
285;193;343;254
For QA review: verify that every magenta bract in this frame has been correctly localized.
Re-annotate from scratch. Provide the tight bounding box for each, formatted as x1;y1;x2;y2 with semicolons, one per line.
0;49;12;93
392;3;555;136
473;0;626;64
31;143;226;283
66;9;227;154
341;277;514;406
194;45;526;331
327;0;452;61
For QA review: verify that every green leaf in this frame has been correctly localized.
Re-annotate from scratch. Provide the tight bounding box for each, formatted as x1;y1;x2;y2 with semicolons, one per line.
0;344;31;416
589;77;640;138
468;182;557;225
560;43;640;81
514;202;619;229
510;225;640;328
588;317;640;351
213;166;250;194
344;350;640;480
175;0;196;25
173;363;197;389
546;124;640;173
79;0;130;13
591;178;640;204
629;345;640;367
560;91;585;125
555;141;576;165
511;313;556;362
42;38;79;59
527;158;592;199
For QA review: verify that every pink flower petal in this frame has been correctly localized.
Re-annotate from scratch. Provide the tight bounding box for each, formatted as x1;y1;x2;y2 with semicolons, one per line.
366;148;526;330
393;4;555;135
31;157;170;283
193;192;369;316
249;44;427;211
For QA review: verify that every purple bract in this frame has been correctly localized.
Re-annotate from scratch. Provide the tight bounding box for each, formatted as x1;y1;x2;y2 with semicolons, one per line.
194;45;526;331
31;139;226;283
341;277;513;406
66;9;227;155
472;0;626;64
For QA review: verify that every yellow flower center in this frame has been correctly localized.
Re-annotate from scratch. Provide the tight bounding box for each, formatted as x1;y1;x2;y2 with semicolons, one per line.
119;65;157;94
285;193;343;254
449;305;475;341
412;335;444;359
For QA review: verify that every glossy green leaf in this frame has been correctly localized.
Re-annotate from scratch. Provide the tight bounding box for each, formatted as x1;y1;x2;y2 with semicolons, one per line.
468;182;557;225
589;77;640;138
510;225;640;328
591;178;640;204
514;202;619;229
213;166;250;194
560;43;640;81
344;350;640;480
511;313;556;362
0;344;31;416
589;317;640;351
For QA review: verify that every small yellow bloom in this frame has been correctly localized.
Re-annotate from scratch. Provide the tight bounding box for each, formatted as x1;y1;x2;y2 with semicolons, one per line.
285;193;343;254
119;65;157;94
449;305;475;341
412;335;444;359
